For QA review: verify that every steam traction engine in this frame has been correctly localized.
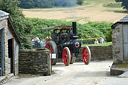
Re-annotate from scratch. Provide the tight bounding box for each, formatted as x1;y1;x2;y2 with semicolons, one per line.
44;22;91;66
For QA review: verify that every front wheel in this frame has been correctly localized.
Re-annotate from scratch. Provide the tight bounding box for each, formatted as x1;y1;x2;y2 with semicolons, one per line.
45;41;58;65
82;46;91;65
62;47;71;66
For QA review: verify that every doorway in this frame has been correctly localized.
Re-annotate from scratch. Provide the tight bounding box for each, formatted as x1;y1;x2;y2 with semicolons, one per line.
8;39;14;73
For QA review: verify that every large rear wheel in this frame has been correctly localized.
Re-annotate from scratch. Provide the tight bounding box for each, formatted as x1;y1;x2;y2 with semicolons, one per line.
62;47;71;66
45;41;58;65
82;46;91;65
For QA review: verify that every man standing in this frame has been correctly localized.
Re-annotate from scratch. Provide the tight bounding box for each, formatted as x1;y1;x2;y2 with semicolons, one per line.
100;37;104;43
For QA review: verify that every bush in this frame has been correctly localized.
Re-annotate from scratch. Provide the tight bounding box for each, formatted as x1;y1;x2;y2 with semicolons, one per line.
54;0;77;7
0;0;33;49
105;29;112;42
18;0;84;8
19;0;54;8
77;0;84;5
78;38;97;44
115;0;128;11
103;3;121;8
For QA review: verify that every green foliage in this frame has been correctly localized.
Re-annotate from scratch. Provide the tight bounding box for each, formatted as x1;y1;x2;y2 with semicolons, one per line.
77;22;113;40
105;29;112;42
0;0;22;16
77;0;84;5
78;38;96;44
19;0;54;8
34;0;54;8
103;3;121;8
115;0;128;11
54;0;77;7
0;0;33;49
19;0;35;8
18;0;84;8
20;35;32;49
26;18;72;39
82;32;91;38
26;18;113;44
91;33;100;38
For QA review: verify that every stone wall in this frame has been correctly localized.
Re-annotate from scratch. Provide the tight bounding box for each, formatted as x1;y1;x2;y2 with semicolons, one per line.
89;45;112;60
76;45;112;61
0;18;10;76
19;49;51;76
112;24;124;64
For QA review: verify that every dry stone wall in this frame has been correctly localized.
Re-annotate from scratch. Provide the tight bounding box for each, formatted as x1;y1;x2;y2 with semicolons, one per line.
76;45;112;61
19;49;51;76
89;45;112;60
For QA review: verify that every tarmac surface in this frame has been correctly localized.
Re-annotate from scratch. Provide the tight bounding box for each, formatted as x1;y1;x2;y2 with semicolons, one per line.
2;60;128;85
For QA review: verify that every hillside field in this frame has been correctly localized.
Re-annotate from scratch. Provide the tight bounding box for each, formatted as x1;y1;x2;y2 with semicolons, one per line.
22;0;128;23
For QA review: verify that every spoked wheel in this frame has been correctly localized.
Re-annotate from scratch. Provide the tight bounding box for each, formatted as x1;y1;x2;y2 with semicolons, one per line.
45;41;58;65
82;46;91;65
62;47;71;66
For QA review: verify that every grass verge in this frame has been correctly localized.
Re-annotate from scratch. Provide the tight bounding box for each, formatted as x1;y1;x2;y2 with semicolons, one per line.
103;3;121;8
82;42;112;47
115;64;128;69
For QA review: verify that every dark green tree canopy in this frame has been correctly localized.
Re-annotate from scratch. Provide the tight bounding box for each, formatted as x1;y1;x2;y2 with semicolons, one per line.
18;0;54;8
19;0;35;8
77;0;84;5
18;0;84;8
115;0;128;11
54;0;77;7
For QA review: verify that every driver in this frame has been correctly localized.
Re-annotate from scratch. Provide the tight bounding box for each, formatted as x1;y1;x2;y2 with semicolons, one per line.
58;29;63;36
51;30;57;41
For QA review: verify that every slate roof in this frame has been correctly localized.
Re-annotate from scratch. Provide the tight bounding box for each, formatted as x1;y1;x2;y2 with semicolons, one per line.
0;10;9;20
117;15;128;23
112;15;128;29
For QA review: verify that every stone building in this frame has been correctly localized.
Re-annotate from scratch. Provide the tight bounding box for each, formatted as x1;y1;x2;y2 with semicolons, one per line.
112;15;128;64
0;10;20;77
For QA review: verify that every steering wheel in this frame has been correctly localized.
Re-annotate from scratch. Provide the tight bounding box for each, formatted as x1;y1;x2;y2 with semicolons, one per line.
60;33;68;42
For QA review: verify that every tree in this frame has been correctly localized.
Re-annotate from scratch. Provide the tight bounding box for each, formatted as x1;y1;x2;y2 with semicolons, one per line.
19;0;35;8
18;0;81;8
115;0;128;11
34;0;54;8
77;0;84;5
54;0;77;7
0;0;33;49
19;0;54;8
105;29;112;42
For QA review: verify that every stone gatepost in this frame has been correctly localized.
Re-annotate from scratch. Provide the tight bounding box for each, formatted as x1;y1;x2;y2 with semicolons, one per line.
111;16;128;75
0;10;10;76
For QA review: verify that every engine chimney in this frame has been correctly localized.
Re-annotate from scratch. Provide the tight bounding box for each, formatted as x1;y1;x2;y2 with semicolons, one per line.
72;22;77;36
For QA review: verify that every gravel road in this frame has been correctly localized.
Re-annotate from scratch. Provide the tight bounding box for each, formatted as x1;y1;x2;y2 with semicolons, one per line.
2;60;128;85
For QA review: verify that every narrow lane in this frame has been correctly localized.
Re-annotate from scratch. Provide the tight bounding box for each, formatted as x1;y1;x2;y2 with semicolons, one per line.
3;60;128;85
40;60;112;85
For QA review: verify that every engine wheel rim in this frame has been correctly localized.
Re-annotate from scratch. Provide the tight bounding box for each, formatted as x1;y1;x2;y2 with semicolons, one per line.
45;43;53;53
82;47;89;64
62;48;69;65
